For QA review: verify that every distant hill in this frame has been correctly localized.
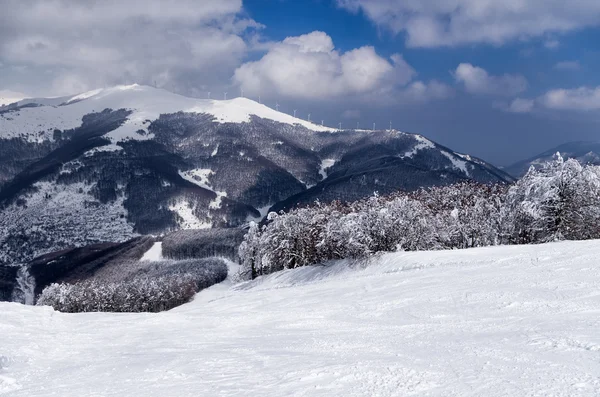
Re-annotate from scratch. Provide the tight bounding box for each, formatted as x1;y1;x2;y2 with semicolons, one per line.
505;141;600;177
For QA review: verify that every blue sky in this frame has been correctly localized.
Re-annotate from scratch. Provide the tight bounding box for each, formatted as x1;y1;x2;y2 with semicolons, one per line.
1;0;600;165
244;0;600;165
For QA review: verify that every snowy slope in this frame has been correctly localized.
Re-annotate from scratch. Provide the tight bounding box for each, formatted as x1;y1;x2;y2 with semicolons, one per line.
0;84;334;142
2;240;600;396
0;92;25;107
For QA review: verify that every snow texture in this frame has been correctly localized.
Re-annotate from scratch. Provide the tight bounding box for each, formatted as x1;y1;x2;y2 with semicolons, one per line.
2;240;600;396
0;181;136;265
140;242;163;262
319;158;336;180
0;84;334;143
441;150;471;176
168;200;212;230
11;267;35;305
179;169;214;190
402;134;434;158
0;94;25;107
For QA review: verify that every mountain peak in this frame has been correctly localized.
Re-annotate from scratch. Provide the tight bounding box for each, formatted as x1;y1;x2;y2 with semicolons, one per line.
0;85;335;143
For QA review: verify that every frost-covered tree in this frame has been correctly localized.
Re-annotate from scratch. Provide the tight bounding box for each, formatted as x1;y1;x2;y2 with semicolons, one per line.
37;274;199;313
238;222;262;280
238;161;600;281
36;258;227;312
503;154;600;243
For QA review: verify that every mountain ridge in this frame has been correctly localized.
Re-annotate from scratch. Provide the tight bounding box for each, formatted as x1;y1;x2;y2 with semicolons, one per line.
505;141;600;177
0;85;512;266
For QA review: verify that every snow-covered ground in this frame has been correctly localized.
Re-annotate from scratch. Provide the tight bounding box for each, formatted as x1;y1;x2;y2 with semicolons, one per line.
402;134;435;158
2;240;600;396
318;158;336;180
140;242;163;262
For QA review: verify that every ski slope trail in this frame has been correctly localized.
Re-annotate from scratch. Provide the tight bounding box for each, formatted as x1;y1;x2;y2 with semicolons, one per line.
2;240;600;396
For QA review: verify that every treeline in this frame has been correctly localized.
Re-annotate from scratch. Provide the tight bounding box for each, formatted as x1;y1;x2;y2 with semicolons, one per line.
37;258;227;312
239;155;600;279
162;228;246;262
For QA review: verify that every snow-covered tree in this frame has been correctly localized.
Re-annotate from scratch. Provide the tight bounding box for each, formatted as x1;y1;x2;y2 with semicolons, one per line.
503;154;600;243
237;161;600;280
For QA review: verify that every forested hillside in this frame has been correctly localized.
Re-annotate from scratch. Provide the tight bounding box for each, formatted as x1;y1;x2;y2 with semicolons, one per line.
239;154;600;279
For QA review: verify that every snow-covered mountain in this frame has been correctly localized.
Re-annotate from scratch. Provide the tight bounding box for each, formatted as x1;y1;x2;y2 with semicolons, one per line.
0;84;512;265
1;240;599;396
0;90;25;107
506;141;600;177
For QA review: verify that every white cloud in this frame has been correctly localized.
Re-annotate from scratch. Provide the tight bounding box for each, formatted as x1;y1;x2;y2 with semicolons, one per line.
233;31;440;102
403;80;454;102
337;0;600;47
540;86;600;111
454;63;527;96
493;98;534;113
0;0;260;96
508;98;535;113
496;86;600;113
554;61;581;71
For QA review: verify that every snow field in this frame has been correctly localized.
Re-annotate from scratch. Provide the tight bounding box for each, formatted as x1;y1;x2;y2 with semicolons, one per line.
0;84;335;143
140;242;163;262
1;240;600;396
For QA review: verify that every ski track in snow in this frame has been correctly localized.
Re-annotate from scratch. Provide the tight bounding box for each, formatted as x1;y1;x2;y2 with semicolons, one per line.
402;134;435;158
2;240;600;396
140;242;163;262
441;150;471;177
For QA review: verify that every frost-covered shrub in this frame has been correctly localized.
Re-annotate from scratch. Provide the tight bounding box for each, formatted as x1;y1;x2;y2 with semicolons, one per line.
37;274;197;313
503;155;600;243
36;258;227;312
128;258;228;290
239;157;600;280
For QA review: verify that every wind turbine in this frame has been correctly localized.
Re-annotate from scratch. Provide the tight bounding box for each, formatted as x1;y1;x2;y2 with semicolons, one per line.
338;122;342;130
307;113;311;122
258;95;261;104
321;120;324;126
207;92;211;99
373;123;375;131
275;102;280;111
293;109;297;118
357;121;360;130
241;88;244;98
224;92;228;100
389;121;392;131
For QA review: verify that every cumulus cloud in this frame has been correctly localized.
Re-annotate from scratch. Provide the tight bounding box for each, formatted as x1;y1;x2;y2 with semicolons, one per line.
540;86;600;111
337;0;600;47
233;31;450;103
403;80;454;102
454;63;527;96
234;31;415;100
0;0;261;96
495;86;600;113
